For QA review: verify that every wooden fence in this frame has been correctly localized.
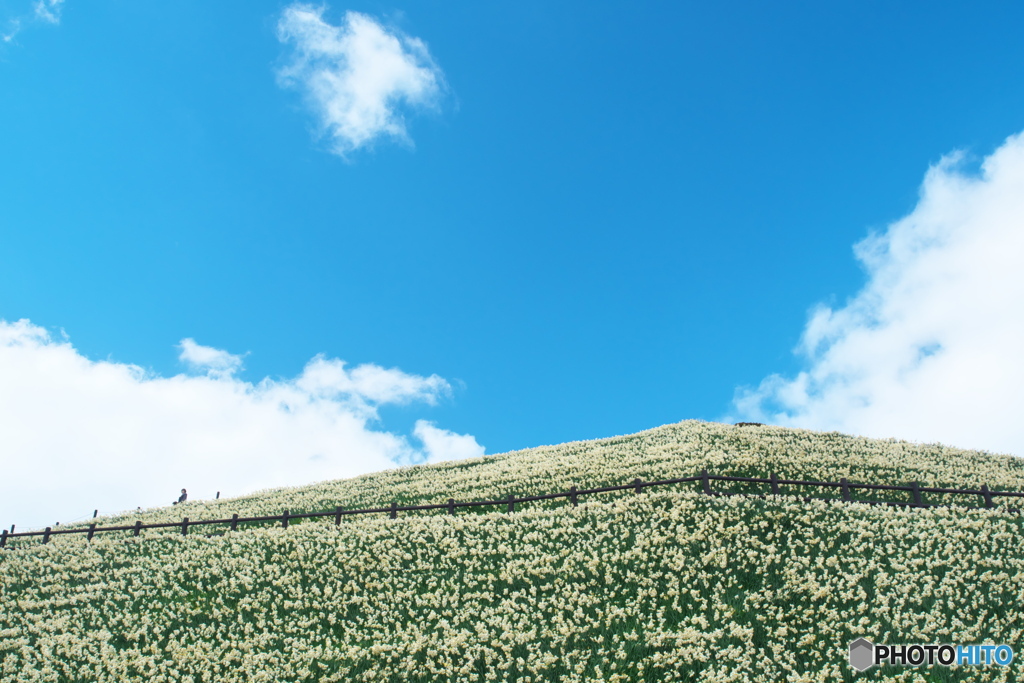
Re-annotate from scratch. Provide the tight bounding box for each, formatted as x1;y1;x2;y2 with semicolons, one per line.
3;471;1022;548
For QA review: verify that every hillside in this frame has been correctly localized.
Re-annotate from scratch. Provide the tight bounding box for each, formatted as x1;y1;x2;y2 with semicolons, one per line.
1;421;1022;682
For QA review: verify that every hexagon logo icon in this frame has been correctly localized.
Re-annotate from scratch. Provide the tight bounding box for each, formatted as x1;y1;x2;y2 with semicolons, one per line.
849;638;875;672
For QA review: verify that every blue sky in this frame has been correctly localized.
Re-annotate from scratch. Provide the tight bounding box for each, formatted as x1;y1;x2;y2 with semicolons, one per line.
3;1;1024;526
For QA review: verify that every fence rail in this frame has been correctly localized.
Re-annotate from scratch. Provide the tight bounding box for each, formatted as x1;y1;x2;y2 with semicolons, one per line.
3;471;1022;548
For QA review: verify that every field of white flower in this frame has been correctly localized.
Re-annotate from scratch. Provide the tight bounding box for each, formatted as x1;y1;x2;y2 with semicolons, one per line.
1;420;1022;682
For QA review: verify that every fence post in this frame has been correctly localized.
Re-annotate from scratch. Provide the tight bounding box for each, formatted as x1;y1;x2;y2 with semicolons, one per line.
448;499;455;516
9;524;14;533
0;530;6;548
181;518;189;536
282;510;290;529
840;478;851;502
133;521;142;537
43;527;51;544
216;492;220;500
93;510;98;519
390;502;398;520
980;485;994;509
334;507;342;525
570;486;578;507
634;478;643;494
85;524;95;542
911;481;923;506
231;514;239;531
701;470;711;495
507;494;516;513
770;473;780;495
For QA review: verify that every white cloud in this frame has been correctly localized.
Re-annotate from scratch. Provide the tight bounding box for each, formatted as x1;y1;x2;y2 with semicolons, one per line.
2;0;62;43
295;356;449;407
414;419;486;465
34;0;63;24
275;4;445;157
0;320;482;528
178;338;244;378
1;19;21;43
732;131;1024;457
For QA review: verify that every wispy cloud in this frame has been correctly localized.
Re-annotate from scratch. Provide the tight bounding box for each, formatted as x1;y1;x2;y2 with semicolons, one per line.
731;131;1024;457
275;4;445;157
0;320;482;528
178;338;245;379
2;0;63;43
414;420;486;465
34;0;63;24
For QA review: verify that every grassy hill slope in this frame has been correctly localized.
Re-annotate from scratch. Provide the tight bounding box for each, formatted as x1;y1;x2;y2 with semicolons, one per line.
1;421;1022;682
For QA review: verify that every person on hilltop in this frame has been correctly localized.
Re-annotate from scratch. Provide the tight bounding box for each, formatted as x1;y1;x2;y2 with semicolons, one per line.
173;488;187;505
